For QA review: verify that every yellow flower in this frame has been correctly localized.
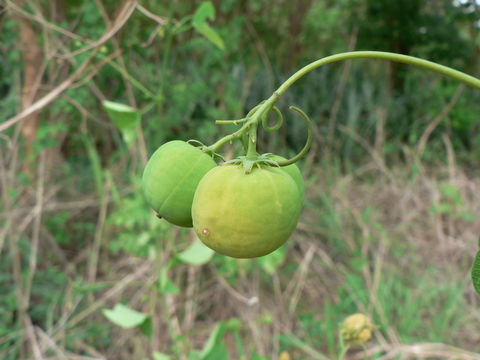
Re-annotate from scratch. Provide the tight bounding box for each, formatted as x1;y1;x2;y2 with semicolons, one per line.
340;313;374;344
278;351;292;360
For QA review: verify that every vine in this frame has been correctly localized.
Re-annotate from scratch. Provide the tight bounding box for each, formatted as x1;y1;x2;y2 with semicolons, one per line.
203;51;480;173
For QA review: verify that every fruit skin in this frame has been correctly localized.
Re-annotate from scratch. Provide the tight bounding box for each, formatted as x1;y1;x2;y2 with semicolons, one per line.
271;155;304;200
142;140;217;227
192;164;302;258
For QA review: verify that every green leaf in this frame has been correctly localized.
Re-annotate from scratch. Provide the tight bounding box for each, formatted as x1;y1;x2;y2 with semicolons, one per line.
158;268;180;294
102;303;148;328
177;240;214;266
439;183;462;204
194;23;225;50
200;323;229;360
153;352;171;360
139;317;153;338
192;2;215;26
434;203;452;214
192;2;225;50
102;100;140;146
472;249;480;295
257;246;286;275
225;317;241;330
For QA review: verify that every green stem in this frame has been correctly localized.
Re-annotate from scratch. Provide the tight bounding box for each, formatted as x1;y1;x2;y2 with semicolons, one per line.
208;51;480;158
215;118;248;125
337;343;349;360
208;98;278;152
276;50;480;95
337;330;349;360
99;54;155;98
246;123;258;160
208;131;241;152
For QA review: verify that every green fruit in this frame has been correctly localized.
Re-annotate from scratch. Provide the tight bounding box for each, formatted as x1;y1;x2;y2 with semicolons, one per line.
142;140;216;227
192;164;302;258
271;155;304;200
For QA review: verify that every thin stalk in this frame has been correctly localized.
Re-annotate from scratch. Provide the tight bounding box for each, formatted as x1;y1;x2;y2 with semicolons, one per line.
246;123;258;159
276;51;480;95
208;94;278;152
100;54;155;98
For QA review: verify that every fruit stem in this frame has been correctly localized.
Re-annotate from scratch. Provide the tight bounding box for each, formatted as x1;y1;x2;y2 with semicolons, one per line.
246;123;258;160
207;93;279;152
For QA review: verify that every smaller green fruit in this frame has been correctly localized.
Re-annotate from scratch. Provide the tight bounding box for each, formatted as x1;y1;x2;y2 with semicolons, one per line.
142;140;216;227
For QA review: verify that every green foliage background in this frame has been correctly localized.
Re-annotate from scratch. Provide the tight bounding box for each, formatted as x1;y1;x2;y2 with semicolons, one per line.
1;0;479;359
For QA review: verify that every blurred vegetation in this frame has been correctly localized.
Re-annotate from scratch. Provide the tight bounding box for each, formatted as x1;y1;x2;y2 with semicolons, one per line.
1;0;480;359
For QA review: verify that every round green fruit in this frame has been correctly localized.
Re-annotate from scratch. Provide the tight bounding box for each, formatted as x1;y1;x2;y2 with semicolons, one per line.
271;155;304;200
142;140;216;227
192;164;302;258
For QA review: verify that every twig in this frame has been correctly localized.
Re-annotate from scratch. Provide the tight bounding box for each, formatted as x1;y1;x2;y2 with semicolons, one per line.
136;4;168;26
53;261;152;338
60;0;137;59
94;0;148;164
24;316;44;360
287;244;316;313
5;0;93;43
69;50;122;88
34;326;69;360
338;124;395;183
355;342;480;360
87;178;110;286
416;85;464;158
216;275;259;306
24;151;46;306
0;51;96;132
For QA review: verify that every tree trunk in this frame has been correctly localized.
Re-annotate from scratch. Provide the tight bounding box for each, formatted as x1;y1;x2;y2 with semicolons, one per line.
19;7;42;158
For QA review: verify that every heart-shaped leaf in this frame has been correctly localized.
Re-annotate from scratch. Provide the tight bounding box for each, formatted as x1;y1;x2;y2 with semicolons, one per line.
177;239;215;266
102;303;149;329
103;100;140;147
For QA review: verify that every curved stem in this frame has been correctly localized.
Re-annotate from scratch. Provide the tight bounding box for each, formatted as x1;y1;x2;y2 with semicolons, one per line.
208;51;480;157
276;106;313;166
261;105;284;131
276;51;480;95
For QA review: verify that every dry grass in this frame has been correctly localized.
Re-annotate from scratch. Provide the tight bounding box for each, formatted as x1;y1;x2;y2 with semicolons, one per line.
1;130;479;360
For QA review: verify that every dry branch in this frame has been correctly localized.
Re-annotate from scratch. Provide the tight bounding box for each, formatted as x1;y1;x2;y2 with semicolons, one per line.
0;0;137;133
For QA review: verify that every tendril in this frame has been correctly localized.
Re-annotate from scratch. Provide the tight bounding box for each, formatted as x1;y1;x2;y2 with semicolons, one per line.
261;105;283;132
186;139;206;147
215;103;264;125
275;106;313;167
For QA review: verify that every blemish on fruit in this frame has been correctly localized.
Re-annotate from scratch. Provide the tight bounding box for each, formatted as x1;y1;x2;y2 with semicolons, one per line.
202;228;210;236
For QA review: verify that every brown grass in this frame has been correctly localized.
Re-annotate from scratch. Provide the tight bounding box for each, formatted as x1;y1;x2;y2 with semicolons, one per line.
2;131;479;359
